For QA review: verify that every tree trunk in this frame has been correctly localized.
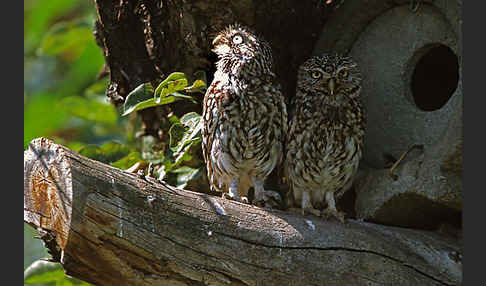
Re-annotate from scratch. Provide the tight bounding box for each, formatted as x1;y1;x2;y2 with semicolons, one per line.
24;138;461;286
93;0;329;139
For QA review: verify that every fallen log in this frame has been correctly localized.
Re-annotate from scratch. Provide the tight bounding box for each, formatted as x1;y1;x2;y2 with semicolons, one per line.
24;138;462;286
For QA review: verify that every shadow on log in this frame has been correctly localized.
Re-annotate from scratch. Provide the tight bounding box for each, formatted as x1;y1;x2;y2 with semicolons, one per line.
24;138;461;286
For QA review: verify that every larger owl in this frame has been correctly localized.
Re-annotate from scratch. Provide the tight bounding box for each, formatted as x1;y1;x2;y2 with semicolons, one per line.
202;24;287;205
285;54;365;222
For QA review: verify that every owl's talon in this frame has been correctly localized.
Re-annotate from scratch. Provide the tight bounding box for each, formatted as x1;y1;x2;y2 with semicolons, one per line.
321;208;346;223
288;207;321;217
306;208;322;217
222;192;249;204
253;190;282;208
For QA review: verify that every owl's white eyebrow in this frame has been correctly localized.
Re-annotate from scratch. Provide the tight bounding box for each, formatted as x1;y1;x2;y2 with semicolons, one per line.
336;66;347;73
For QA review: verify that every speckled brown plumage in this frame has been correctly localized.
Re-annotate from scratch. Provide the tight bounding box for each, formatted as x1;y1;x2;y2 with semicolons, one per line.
285;54;365;222
202;24;287;205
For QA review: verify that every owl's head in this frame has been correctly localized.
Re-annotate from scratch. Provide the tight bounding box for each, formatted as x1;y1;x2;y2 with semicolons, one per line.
212;24;273;76
297;54;362;103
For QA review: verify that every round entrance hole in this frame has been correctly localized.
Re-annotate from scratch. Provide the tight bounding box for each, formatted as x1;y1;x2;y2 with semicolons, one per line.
410;44;459;111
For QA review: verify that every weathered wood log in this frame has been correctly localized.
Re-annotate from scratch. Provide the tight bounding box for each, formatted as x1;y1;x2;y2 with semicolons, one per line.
24;138;462;286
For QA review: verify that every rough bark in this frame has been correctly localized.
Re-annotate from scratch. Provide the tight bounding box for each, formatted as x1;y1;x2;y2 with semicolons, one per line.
24;138;462;286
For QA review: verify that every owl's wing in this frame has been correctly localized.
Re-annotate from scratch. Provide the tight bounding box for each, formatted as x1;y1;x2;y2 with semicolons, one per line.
201;79;227;193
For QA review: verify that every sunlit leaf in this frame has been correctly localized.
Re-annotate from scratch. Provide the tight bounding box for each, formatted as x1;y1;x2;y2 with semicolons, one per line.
154;72;187;98
155;80;188;103
58;95;117;124
173;147;197;166
184;79;206;93
123;97;157;116
24;260;91;285
172;112;202;152
167;112;203;167
24;260;64;284
122;83;155;116
180;112;202;130
60;276;91;286
193;70;207;86
172;92;198;104
157;165;168;181
122;85;196;116
172;166;203;188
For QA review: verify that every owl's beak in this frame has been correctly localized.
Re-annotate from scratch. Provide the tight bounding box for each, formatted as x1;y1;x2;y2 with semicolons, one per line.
328;78;336;95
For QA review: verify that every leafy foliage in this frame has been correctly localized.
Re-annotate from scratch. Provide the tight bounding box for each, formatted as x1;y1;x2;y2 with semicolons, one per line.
24;260;90;286
24;1;208;284
24;1;123;285
122;72;204;116
119;73;206;188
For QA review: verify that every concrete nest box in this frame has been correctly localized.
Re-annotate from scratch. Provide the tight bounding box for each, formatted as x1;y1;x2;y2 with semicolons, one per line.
313;0;462;230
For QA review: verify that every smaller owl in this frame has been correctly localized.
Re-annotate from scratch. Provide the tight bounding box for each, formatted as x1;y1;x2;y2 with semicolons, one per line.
202;24;287;206
285;54;365;222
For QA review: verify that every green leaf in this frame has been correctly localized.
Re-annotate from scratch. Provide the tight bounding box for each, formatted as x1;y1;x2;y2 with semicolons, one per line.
111;152;143;169
58;276;91;286
167;112;203;167
38;20;93;57
183;79;206;93
58;95;117;124
24;0;81;53
155;80;188;103
154;72;187;98
122;98;157;116
180;112;202;130
172;92;198;104
193;70;208;86
78;141;132;164
172;113;202;152
122;87;196;116
168;114;181;124
24;93;69;149
24;223;49;269
24;260;65;284
84;78;109;97
169;123;186;150
173;146;198;166
156;164;168;181
122;83;155;116
171;166;203;188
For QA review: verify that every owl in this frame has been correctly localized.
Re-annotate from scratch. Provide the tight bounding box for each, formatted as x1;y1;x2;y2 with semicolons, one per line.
285;54;365;222
201;24;288;205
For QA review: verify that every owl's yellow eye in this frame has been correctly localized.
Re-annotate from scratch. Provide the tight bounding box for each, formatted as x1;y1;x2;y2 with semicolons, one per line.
311;71;322;79
232;35;243;44
339;70;348;77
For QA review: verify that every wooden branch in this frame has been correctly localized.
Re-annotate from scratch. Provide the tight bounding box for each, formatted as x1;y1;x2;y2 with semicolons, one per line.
24;138;462;286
